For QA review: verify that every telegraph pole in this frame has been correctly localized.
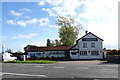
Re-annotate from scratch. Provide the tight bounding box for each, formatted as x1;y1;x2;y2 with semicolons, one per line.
2;44;4;61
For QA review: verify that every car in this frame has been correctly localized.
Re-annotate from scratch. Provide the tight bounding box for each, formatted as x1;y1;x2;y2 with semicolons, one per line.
2;52;17;61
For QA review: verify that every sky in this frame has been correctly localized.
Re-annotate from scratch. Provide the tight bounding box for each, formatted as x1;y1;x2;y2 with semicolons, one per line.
1;0;119;52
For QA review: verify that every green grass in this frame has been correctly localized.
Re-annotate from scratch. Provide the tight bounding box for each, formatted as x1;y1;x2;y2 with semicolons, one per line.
3;60;57;63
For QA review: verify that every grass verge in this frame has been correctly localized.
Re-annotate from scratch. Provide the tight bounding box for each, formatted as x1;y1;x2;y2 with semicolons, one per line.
3;60;57;63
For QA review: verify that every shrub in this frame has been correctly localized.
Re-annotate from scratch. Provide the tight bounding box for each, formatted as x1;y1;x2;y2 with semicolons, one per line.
106;49;120;56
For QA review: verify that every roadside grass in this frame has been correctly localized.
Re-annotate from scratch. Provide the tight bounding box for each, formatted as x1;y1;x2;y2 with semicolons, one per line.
100;61;119;64
101;61;108;63
3;60;57;64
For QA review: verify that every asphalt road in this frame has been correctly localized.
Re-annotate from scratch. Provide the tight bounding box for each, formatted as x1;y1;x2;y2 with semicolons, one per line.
1;60;119;80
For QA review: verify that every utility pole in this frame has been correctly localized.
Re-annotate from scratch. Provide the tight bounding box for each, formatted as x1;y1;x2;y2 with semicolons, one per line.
2;44;5;61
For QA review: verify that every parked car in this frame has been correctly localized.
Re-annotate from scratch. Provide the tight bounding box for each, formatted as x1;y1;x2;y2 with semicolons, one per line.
3;52;17;61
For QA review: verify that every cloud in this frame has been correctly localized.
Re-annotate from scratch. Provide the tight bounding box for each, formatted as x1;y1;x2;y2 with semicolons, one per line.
0;18;2;21
17;21;27;27
7;20;15;25
16;18;38;27
40;0;80;17
7;17;49;27
10;10;22;16
20;8;31;12
38;1;45;6
38;0;119;49
48;25;60;28
42;8;57;17
13;33;38;39
39;17;49;26
26;18;38;24
25;16;30;19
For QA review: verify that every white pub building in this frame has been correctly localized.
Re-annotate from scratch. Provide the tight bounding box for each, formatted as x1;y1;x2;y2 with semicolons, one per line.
24;32;104;60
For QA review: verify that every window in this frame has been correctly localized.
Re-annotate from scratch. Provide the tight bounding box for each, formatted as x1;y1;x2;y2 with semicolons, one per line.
83;43;87;48
71;52;77;55
37;53;41;55
91;51;99;56
10;55;14;57
30;53;36;57
79;51;87;56
91;42;95;48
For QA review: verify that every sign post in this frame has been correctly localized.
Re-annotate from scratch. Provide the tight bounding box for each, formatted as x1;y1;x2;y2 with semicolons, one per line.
23;55;26;61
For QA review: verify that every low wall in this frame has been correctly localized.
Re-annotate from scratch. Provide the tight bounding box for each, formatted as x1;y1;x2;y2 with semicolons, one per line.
107;55;120;63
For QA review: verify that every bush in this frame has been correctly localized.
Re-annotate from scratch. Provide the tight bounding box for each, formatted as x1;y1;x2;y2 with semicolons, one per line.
3;60;57;63
106;49;120;56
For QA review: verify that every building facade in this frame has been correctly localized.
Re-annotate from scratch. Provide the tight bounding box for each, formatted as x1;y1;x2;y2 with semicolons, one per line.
70;32;103;59
24;32;104;60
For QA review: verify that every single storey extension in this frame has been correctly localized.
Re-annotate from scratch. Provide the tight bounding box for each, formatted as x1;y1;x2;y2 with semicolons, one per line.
24;32;104;60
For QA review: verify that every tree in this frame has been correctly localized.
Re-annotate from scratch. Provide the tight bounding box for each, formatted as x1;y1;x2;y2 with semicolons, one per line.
6;49;13;53
55;39;61;46
51;40;55;46
56;16;82;46
47;39;51;47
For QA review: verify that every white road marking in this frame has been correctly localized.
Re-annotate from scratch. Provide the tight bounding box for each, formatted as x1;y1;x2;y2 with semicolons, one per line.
34;66;44;67
54;66;65;68
2;72;47;77
0;72;3;76
102;68;117;71
76;67;89;69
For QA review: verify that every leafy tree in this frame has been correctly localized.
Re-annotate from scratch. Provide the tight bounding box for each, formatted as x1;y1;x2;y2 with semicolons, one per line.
47;39;51;47
57;16;82;46
55;39;61;46
106;49;118;56
6;49;13;53
51;40;55;46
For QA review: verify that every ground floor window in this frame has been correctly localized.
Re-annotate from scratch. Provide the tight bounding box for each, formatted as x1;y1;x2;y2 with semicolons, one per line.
79;51;87;56
36;53;41;56
30;53;36;57
71;52;77;55
91;51;99;56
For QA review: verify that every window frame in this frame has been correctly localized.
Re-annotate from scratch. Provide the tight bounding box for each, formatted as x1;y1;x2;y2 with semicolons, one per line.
91;51;99;56
83;43;87;48
79;51;87;56
91;42;95;48
71;52;77;55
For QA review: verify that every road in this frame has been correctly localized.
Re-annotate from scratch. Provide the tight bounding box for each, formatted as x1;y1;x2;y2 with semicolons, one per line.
1;60;119;80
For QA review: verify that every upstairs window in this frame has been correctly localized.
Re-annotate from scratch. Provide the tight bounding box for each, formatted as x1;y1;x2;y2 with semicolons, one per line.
83;43;87;48
91;42;95;48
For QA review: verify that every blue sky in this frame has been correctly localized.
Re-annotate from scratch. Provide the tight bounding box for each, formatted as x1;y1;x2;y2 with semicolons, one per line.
1;0;119;52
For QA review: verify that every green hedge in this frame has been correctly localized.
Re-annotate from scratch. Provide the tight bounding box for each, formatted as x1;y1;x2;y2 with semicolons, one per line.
106;49;120;56
3;60;57;63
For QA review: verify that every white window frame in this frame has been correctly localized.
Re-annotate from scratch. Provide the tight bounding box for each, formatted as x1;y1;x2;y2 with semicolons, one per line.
91;42;95;48
79;51;87;56
91;51;99;56
83;43;87;48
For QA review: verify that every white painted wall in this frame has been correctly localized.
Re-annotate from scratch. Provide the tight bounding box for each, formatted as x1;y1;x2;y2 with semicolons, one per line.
28;33;103;60
70;33;103;59
70;50;79;59
28;51;65;58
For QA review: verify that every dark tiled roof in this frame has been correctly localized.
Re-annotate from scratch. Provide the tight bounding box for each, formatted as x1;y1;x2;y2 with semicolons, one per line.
28;46;72;52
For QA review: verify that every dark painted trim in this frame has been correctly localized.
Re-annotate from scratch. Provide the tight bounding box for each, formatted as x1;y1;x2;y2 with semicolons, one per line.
27;50;70;52
70;32;103;50
77;32;104;41
70;49;79;50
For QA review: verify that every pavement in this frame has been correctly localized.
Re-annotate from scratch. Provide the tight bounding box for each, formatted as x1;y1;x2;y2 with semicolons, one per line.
1;60;119;80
